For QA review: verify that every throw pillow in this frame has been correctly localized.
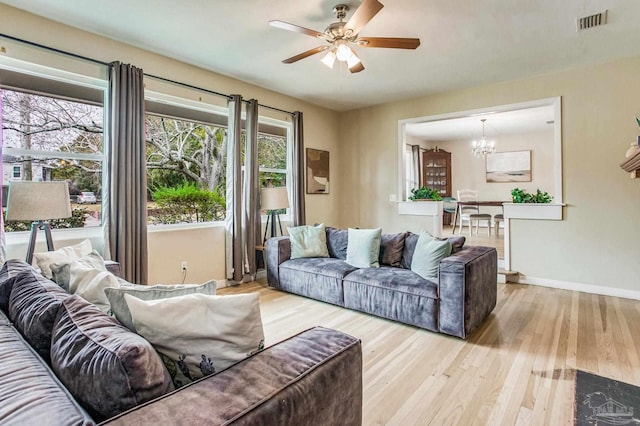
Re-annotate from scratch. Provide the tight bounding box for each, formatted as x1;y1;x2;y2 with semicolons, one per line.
32;239;92;279
325;226;349;259
124;292;264;389
410;232;452;280
104;280;218;331
51;250;106;292
287;223;329;259
379;232;407;267
50;295;174;421
65;252;118;313
346;228;382;268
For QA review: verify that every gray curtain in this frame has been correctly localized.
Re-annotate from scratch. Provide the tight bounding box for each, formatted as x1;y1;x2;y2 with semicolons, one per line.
243;99;260;279
291;111;306;226
225;94;243;282
0;94;5;263
104;62;147;284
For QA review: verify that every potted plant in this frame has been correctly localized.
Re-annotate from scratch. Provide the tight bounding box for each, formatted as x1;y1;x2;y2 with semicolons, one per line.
408;186;443;201
510;188;553;203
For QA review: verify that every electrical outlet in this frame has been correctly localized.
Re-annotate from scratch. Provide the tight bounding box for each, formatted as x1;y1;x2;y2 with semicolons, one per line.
181;261;187;271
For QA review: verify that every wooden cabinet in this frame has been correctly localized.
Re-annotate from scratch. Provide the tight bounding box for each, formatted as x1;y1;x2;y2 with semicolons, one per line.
422;148;452;225
422;148;451;196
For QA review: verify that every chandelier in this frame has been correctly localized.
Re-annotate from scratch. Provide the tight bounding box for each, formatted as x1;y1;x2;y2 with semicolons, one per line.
471;119;496;158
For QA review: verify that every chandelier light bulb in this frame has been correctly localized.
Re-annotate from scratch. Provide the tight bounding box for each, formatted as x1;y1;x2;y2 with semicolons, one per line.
471;118;496;158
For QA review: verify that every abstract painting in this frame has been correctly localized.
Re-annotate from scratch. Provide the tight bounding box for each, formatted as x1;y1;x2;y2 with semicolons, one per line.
486;150;532;183
306;148;330;194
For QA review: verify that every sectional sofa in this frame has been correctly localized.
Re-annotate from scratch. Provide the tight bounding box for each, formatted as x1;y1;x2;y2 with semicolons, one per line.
267;229;498;339
0;259;363;425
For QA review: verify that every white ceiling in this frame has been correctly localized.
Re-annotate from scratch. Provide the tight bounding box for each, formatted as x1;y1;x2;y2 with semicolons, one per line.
406;106;555;141
2;0;640;112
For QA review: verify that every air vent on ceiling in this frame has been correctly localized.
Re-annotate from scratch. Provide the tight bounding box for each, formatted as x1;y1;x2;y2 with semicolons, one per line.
577;10;607;31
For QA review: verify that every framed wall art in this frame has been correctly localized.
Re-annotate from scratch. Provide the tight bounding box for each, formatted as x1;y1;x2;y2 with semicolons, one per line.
486;150;532;183
306;148;330;194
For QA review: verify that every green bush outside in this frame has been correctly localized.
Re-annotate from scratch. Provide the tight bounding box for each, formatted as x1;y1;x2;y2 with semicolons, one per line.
150;183;226;224
3;207;88;232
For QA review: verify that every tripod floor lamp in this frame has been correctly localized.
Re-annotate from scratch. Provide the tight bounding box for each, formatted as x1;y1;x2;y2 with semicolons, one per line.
261;186;289;245
6;181;72;263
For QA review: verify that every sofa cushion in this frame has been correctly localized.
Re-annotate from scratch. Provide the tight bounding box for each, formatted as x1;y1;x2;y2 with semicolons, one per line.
0;320;94;425
343;267;439;331
32;239;93;279
346;228;382;268
50;250;106;292
379;232;407;267
50;295;174;422
105;280;217;331
8;270;69;363
287;223;329;259
325;226;348;259
278;258;357;306
0;260;34;312
124;292;264;389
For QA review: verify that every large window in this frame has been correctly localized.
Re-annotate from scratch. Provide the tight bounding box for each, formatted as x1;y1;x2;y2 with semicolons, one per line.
1;87;104;231
144;94;291;226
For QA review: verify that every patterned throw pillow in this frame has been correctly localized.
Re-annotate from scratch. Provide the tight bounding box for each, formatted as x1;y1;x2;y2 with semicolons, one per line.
123;292;264;389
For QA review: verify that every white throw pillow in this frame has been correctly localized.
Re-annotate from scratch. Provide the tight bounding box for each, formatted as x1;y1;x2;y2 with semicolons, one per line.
104;280;218;331
411;232;452;280
124;292;264;388
32;239;92;278
287;223;329;259
346;228;382;268
67;251;119;313
51;250;106;291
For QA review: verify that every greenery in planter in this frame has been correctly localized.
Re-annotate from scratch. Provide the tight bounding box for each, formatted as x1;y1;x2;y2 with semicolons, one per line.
511;188;553;204
409;186;443;201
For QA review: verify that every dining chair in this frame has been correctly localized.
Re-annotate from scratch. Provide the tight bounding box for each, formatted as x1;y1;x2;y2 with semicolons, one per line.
456;189;492;235
442;196;457;226
494;213;504;237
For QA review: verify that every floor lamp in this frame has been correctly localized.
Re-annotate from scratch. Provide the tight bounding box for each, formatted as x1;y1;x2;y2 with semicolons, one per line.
6;181;72;263
261;186;289;245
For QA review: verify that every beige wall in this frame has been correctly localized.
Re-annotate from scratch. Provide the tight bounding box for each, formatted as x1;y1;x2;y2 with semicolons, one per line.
0;4;340;283
339;56;640;293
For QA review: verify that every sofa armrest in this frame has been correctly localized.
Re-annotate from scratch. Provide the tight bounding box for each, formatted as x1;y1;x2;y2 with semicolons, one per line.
438;246;497;339
102;326;362;426
266;236;291;289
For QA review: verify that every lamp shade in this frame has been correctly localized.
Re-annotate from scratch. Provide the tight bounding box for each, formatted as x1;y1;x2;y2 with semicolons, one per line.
261;187;289;211
6;181;72;221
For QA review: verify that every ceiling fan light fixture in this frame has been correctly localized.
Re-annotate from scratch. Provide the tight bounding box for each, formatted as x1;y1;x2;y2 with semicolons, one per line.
335;41;353;61
321;50;337;68
346;52;361;68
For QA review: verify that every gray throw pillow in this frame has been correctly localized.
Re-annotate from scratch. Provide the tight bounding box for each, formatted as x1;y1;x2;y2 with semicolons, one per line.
50;295;174;421
346;228;382;268
325;226;349;259
105;280;217;331
410;232;452;280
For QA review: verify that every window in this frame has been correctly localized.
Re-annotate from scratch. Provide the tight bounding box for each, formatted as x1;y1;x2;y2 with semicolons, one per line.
143;93;291;226
1;87;104;232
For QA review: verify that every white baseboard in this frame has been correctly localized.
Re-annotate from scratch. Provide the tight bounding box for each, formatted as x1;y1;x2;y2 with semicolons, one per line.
517;275;640;301
217;269;267;289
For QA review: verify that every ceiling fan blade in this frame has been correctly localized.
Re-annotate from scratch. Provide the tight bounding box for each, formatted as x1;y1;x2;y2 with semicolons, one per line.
349;61;365;73
282;46;330;64
344;0;384;37
357;37;421;49
269;20;328;40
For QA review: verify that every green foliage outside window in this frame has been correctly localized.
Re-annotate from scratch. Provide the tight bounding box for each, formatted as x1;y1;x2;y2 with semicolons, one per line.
150;183;226;224
3;207;88;232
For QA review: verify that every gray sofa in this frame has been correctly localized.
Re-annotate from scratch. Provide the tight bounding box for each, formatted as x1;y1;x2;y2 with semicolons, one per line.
267;229;497;339
0;259;362;425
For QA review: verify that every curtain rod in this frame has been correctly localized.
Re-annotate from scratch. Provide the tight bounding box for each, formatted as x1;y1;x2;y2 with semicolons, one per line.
0;33;296;116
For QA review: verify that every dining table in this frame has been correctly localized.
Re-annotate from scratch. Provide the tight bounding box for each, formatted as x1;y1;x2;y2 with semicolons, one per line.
451;200;509;234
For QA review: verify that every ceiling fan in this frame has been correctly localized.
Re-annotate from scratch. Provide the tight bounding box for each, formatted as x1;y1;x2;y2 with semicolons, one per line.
269;0;420;73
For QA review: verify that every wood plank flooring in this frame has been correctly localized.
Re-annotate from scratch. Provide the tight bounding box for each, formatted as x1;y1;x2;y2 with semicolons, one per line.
219;281;640;425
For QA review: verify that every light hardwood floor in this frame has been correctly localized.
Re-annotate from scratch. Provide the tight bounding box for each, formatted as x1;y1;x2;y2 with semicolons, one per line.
219;280;640;425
